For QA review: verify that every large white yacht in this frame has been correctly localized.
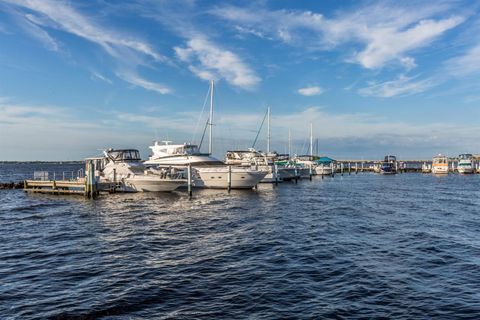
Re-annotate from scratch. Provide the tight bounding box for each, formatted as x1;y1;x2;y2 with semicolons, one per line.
144;142;267;189
87;149;186;192
144;141;223;166
144;80;267;189
457;153;474;174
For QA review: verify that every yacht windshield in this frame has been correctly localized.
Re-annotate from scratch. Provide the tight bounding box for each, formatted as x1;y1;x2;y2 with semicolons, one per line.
107;150;141;161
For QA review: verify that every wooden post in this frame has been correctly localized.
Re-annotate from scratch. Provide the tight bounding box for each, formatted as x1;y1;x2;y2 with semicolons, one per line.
331;162;335;177
274;164;279;185
85;160;96;199
348;162;351;175
341;163;344;176
113;168;117;193
309;164;312;181
355;162;358;174
187;164;192;199
227;165;232;193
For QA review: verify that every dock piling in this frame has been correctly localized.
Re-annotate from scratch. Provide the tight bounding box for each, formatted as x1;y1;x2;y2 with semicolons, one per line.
227;165;232;193
187;164;193;199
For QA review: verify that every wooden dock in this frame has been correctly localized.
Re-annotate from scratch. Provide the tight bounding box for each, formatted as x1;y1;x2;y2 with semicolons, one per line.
24;179;87;195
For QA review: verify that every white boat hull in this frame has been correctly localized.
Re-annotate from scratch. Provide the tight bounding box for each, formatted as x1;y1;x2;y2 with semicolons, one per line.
457;166;474;174
124;177;186;192
194;167;267;189
432;166;449;174
315;166;333;175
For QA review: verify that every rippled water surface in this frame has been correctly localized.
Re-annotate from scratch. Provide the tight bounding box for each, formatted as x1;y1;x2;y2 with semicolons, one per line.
1;167;480;319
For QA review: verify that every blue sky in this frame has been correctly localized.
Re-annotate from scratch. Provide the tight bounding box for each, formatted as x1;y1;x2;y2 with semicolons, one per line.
1;0;480;160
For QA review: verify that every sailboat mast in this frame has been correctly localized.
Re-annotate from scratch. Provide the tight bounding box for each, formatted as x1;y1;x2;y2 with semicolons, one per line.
267;106;271;154
209;80;214;155
288;128;292;159
309;123;313;157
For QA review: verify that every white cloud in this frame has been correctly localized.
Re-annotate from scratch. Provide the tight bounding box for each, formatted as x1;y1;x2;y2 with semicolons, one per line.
174;37;260;89
445;44;480;76
3;0;172;95
4;0;165;61
354;16;463;69
212;3;465;70
297;86;324;96
357;75;436;97
116;71;171;95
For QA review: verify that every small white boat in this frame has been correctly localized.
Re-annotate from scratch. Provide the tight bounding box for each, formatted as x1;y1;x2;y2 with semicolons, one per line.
88;149;186;192
421;162;432;173
315;164;333;175
457;153;474;174
431;154;449;174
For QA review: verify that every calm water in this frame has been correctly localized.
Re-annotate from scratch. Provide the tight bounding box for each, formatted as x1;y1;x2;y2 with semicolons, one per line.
1;164;480;319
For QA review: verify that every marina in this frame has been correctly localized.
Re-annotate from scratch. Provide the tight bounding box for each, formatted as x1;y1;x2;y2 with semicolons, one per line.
3;0;480;318
2;165;480;319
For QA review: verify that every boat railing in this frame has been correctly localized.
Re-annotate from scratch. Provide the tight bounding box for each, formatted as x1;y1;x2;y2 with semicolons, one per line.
33;169;85;181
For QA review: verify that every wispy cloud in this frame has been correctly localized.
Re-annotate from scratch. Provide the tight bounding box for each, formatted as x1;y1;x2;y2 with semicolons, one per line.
297;86;324;96
4;0;164;61
90;71;112;85
3;0;170;94
357;75;436;97
115;70;171;94
174;37;260;89
445;44;480;76
212;3;465;70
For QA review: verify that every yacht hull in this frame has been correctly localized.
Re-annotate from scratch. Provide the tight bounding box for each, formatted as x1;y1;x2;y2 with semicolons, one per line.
124;177;186;192
194;167;267;189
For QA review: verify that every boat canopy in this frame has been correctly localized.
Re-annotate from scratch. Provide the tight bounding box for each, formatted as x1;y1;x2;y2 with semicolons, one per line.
384;155;397;162
315;157;335;164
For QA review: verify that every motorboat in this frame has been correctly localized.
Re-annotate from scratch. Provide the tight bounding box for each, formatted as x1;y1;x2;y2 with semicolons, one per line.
144;141;223;166
379;155;397;174
144;80;267;189
314;157;335;175
457;153;474;174
145;142;267;189
431;154;449;174
87;149;186;192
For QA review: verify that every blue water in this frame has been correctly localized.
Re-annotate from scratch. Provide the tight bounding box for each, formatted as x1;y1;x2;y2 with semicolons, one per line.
1;166;480;319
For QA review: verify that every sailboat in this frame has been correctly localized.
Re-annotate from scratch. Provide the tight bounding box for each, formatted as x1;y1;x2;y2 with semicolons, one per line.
292;123;317;178
145;80;267;189
224;107;297;182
